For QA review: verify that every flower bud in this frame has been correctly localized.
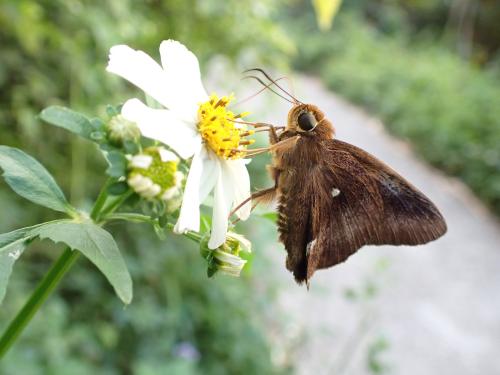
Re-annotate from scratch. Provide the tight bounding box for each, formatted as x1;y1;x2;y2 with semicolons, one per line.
107;114;141;146
200;231;251;277
127;147;183;204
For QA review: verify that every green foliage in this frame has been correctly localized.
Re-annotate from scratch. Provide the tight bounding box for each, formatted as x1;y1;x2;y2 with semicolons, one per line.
0;244;25;304
0;220;68;304
0;231;30;303
0;142;132;305
39;106;96;142
339;0;500;62
367;336;390;374
0;227;285;374
36;220;133;304
293;12;500;215
0;146;75;215
0;217;135;305
107;181;129;196
0;1;294;372
105;151;128;178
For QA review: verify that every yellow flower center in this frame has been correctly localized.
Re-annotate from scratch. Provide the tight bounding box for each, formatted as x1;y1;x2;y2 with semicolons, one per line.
197;94;254;159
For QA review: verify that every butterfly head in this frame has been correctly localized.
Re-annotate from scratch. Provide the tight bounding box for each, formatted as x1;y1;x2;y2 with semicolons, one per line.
287;104;334;138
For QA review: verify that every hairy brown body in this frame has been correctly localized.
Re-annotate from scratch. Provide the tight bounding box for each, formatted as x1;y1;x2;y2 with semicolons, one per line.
261;104;447;283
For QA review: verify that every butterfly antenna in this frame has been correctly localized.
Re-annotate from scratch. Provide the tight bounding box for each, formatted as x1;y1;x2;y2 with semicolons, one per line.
235;76;290;106
244;68;302;104
240;75;295;105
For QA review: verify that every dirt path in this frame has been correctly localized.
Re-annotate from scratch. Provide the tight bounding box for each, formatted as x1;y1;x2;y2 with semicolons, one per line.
243;75;500;375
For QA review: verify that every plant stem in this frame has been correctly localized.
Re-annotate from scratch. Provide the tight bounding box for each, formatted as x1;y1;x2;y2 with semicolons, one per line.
0;178;112;359
0;247;79;359
165;222;202;242
99;190;133;219
90;178;113;221
105;214;202;242
104;213;154;223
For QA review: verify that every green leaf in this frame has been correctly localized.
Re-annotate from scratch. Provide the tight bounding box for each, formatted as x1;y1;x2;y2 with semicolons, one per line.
259;212;278;223
0;242;26;303
107;181;129;195
90;131;106;142
105;151;127;178
39;106;95;140
0;226;35;249
158;214;168;228
106;105;120;118
0;146;75;214
0;226;32;303
0;221;67;304
36;221;133;304
123;140;140;154
90;117;106;132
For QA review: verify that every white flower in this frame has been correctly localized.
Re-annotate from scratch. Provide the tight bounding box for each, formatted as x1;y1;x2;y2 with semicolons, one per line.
107;40;253;249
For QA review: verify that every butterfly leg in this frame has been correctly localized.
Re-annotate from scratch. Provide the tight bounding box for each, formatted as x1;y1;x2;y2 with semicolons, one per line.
249;123;283;145
232;135;298;158
230;201;259;225
229;187;277;221
229;119;284;145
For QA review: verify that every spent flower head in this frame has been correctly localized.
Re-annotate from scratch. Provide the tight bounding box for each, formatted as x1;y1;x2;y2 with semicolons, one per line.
200;231;252;277
107;40;253;248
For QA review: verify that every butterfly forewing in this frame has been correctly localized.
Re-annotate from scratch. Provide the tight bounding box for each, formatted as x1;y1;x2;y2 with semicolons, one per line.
279;138;447;283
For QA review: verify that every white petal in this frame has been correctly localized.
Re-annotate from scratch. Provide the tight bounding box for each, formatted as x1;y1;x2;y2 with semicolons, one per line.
162;186;178;200
128;174;145;189
130;155;153;169
223;159;251;220
227;232;252;253
213;249;246;267
217;264;245;277
174;171;184;188
133;176;153;193
208;165;234;249
158;148;179;163
121;99;201;159
174;150;220;234
197;148;219;204
146;184;162;198
159;40;208;121
107;45;173;109
129;175;161;199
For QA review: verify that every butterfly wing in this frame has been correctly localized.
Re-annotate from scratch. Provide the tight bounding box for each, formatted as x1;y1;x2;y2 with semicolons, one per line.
280;138;447;283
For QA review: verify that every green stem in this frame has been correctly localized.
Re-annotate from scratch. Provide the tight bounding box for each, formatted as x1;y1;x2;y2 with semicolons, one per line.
165;222;202;242
104;213;155;223
105;214;202;242
99;190;133;219
0;178;112;359
0;247;79;358
90;178;113;221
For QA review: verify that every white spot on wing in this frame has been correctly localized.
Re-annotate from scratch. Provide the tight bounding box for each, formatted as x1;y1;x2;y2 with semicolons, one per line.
331;188;340;197
306;239;317;257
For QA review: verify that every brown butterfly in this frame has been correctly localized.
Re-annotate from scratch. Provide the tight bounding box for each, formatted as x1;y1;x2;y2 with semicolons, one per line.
235;69;447;284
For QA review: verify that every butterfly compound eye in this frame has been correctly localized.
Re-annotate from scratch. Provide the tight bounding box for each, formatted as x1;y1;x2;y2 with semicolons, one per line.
297;111;317;131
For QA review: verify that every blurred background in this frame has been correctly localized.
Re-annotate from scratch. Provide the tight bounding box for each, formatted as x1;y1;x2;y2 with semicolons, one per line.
1;0;499;374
